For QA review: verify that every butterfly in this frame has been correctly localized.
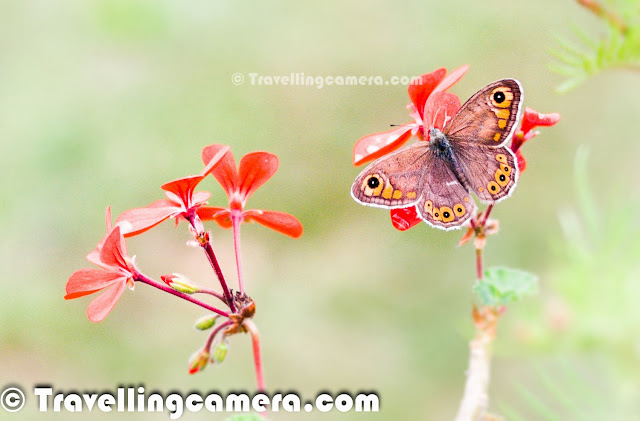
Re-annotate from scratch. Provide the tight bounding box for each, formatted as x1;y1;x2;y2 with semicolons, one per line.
351;79;523;230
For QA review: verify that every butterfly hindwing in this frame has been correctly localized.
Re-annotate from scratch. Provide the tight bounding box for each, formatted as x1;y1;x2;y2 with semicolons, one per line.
444;79;522;147
415;153;478;230
351;142;430;209
452;142;519;203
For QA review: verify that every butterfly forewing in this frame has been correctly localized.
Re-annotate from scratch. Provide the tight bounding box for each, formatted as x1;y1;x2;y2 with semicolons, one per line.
444;79;522;147
351;142;430;209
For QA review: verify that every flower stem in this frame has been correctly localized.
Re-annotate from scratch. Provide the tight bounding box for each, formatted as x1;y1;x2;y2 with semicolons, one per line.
196;288;227;304
204;320;234;352
184;213;236;313
480;204;493;227
134;272;230;318
475;247;483;281
201;241;237;313
243;319;265;392
231;210;245;294
455;322;493;421
455;209;498;421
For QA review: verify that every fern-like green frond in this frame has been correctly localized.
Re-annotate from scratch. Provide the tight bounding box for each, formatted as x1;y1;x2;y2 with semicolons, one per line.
549;7;640;93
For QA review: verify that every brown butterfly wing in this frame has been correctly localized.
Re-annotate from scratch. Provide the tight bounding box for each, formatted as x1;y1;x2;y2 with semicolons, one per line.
351;142;430;209
444;79;522;147
452;142;519;203
415;152;478;230
352;142;478;230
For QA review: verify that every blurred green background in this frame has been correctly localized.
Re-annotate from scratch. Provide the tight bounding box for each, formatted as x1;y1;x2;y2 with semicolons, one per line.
2;0;639;419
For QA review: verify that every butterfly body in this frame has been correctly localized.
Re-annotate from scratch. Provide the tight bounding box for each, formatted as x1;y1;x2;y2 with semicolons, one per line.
351;79;523;230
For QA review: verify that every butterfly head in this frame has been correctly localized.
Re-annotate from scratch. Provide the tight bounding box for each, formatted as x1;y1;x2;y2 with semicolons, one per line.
428;128;450;148
428;128;443;140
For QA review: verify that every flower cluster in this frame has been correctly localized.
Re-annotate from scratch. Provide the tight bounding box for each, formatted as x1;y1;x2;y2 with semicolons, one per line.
352;66;560;232
66;144;302;386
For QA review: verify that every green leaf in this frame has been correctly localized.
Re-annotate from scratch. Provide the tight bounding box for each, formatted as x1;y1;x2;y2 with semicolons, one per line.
473;267;538;307
225;415;265;421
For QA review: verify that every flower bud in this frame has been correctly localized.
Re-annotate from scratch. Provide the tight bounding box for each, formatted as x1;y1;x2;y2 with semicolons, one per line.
161;273;199;294
188;349;209;374
194;314;219;330
213;341;228;364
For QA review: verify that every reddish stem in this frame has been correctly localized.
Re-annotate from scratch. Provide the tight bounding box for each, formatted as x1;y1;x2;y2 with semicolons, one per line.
475;247;483;281
244;319;265;392
480;204;493;227
196;288;227;305
231;210;245;294
134;272;230;318
184;213;236;313
201;241;237;313
204;320;234;352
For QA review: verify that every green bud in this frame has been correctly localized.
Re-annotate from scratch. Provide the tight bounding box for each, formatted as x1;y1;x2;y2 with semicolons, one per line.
213;342;228;364
161;273;199;294
194;314;219;330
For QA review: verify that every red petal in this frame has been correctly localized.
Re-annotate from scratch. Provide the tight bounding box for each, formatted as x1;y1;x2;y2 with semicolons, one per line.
104;206;113;232
520;108;561;135
86;206;116;265
191;191;210;207
115;200;178;237
197;207;232;229
238;152;279;203
201;144;230;177
515;149;527;172
353;125;414;166
99;226;130;272
458;228;474;246
423;92;462;131
390;207;422;231
65;268;124;299
407;68;447;120
244;210;303;238
433;64;469;93
510;132;525;153
86;248;102;267
87;280;127;322
161;175;206;209
203;145;238;198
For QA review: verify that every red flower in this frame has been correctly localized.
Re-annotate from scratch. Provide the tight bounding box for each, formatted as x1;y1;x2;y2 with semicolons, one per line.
65;225;136;322
114;145;230;237
352;65;469;166
198;144;303;238
510;107;561;171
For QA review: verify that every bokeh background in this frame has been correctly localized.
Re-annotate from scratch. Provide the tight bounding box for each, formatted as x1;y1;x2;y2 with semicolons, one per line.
2;0;639;419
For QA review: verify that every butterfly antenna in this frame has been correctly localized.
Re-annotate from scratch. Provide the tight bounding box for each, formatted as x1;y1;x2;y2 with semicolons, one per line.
443;108;451;128
431;105;445;130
